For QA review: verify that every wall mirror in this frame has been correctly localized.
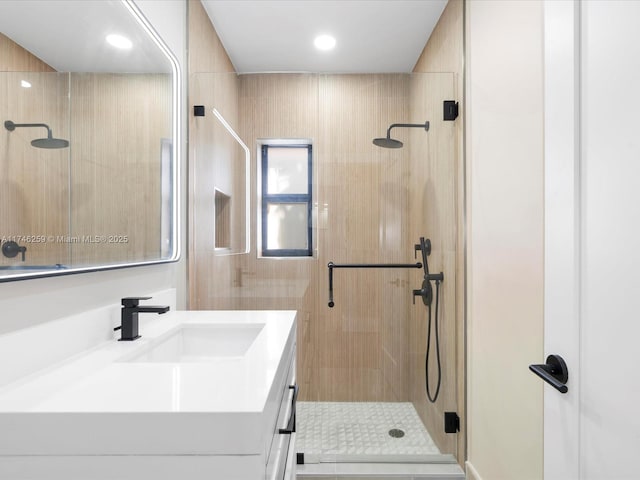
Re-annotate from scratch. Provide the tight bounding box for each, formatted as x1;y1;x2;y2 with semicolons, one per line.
0;0;180;282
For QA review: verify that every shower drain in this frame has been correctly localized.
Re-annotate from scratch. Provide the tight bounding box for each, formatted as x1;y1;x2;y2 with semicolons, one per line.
388;428;405;438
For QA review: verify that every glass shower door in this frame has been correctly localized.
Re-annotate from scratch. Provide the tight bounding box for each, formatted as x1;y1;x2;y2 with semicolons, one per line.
187;70;462;467
296;72;460;465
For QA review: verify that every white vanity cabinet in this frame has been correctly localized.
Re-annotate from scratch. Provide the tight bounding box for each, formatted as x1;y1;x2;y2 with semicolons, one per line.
0;310;297;480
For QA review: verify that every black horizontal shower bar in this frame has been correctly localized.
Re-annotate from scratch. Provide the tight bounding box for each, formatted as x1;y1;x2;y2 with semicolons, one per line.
328;262;423;269
327;261;422;308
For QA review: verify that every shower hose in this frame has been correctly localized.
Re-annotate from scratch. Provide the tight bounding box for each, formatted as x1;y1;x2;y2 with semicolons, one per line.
425;279;442;403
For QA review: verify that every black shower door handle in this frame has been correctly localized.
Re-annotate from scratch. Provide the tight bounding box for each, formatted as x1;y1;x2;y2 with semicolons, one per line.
529;354;569;394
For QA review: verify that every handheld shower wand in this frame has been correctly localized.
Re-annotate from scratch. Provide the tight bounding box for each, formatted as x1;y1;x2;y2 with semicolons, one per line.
412;237;444;404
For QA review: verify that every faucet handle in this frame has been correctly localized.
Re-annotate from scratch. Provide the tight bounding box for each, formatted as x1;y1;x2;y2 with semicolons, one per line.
121;297;152;307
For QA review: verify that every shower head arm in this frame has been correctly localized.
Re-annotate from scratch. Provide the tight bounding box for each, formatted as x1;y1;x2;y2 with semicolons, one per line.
386;121;430;138
4;121;52;138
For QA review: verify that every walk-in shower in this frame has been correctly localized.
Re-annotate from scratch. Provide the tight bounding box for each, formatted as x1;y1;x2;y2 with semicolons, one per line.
189;71;462;475
4;120;69;149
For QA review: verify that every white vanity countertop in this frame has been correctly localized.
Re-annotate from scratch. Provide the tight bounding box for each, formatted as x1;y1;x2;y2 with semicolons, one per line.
0;310;296;456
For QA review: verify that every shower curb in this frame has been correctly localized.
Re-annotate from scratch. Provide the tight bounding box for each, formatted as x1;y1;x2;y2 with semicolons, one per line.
295;461;465;479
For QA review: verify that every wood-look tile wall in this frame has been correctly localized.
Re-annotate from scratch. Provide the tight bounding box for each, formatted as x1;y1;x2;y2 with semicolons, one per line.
238;74;319;399
411;0;465;462
234;73;415;402
189;72;242;308
1;34;69;267
0;33;54;73
316;74;412;402
187;0;244;309
69;73;171;265
234;71;459;422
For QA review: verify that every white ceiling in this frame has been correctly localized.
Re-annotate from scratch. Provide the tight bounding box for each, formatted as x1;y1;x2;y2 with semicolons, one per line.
0;0;170;73
201;0;448;74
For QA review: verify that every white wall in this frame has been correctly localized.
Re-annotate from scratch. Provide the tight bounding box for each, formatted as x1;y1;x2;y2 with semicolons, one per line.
0;0;187;336
544;2;640;478
465;1;544;479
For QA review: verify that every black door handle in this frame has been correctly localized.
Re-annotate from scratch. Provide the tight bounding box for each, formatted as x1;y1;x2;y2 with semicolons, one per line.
529;354;569;394
279;384;299;434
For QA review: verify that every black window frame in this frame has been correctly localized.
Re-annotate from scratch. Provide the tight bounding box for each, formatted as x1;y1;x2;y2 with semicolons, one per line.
260;144;313;257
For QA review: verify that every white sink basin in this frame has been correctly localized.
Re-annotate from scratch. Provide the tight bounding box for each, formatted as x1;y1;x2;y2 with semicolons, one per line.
127;323;265;362
0;310;297;460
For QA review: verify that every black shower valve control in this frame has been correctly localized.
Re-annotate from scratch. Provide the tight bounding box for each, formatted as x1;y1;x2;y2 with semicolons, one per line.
413;273;444;306
413;279;433;306
2;240;27;262
414;239;432;259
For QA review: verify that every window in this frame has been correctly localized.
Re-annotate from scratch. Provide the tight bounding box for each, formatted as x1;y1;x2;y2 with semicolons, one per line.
260;144;312;257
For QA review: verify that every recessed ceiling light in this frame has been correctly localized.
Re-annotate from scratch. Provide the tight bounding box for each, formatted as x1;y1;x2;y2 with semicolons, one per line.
20;80;31;88
314;34;336;51
106;34;132;50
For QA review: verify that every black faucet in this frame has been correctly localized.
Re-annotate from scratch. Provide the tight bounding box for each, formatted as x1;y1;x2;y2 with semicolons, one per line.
114;297;170;341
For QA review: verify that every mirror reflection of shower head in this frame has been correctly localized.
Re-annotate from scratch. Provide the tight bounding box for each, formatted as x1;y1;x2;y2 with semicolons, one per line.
372;121;430;149
4;120;69;149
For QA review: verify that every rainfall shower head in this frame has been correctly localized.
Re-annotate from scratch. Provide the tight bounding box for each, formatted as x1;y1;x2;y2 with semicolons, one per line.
373;121;430;149
30;136;69;149
373;137;404;149
4;120;69;149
